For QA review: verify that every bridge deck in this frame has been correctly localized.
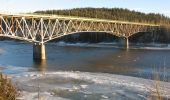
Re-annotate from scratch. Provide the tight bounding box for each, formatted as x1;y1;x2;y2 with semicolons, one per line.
0;13;159;26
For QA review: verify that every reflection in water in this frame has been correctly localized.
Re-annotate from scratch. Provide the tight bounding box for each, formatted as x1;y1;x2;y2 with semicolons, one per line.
33;59;47;72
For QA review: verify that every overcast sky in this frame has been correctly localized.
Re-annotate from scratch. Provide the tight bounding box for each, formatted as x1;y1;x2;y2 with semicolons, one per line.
0;0;170;17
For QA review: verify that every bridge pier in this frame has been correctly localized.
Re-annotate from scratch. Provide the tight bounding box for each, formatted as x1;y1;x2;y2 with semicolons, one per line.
120;37;129;49
33;43;46;60
125;37;129;49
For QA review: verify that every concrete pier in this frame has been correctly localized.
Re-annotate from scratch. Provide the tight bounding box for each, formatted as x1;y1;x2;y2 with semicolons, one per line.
119;37;129;49
125;37;129;49
33;43;46;60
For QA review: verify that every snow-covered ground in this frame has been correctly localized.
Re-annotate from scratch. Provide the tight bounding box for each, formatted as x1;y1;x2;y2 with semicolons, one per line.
11;71;170;100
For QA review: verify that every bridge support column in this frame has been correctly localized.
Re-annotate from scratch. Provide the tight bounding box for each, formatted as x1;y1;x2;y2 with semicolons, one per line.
119;37;129;49
125;37;129;49
33;43;46;60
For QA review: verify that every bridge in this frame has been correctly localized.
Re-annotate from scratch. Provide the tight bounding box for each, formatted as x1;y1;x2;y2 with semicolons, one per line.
0;13;160;60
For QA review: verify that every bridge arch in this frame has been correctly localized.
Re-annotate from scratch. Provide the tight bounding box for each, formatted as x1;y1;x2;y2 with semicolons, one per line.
43;31;122;43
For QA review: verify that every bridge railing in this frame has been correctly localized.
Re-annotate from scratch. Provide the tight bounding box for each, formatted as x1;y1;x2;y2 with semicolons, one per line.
0;13;160;26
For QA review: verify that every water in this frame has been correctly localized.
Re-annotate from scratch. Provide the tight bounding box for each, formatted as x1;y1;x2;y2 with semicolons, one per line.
0;41;170;99
0;41;170;78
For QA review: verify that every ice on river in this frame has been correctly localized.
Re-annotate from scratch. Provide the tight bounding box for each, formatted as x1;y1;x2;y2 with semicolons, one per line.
11;71;170;100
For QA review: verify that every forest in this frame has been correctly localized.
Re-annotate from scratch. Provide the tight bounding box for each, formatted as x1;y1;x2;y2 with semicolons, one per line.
34;8;170;43
35;8;170;26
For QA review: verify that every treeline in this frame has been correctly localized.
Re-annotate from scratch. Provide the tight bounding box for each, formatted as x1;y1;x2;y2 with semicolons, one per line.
51;31;170;43
34;8;170;43
34;8;170;26
51;32;119;43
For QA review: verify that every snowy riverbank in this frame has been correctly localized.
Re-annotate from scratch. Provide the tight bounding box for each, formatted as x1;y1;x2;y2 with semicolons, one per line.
10;71;170;100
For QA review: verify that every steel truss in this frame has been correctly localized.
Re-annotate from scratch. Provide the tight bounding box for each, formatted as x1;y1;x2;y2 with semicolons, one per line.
0;14;160;44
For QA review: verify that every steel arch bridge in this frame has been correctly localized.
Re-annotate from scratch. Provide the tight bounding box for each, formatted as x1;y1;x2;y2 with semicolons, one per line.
0;13;160;59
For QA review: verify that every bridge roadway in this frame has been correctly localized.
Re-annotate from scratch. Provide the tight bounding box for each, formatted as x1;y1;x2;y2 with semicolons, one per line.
0;13;160;60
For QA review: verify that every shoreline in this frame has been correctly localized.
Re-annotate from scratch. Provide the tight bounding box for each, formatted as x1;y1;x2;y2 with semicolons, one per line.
9;71;170;100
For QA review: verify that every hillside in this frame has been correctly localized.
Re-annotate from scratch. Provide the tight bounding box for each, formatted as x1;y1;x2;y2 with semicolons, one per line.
34;8;170;43
34;8;170;26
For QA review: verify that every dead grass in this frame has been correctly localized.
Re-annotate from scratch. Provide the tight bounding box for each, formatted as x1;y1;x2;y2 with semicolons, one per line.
147;65;170;100
0;73;18;100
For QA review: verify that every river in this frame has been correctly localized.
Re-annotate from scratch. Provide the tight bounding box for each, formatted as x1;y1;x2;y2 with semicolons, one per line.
0;41;170;100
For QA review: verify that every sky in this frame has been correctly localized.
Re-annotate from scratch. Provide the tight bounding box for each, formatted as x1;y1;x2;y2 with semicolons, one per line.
0;0;170;17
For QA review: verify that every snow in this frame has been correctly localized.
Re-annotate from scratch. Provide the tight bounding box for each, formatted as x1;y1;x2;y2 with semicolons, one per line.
12;71;170;100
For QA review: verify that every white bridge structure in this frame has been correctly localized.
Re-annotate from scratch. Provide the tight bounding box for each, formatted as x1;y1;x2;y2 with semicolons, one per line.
0;13;160;60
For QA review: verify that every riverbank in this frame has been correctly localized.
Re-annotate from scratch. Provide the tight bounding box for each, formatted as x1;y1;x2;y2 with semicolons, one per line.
11;71;170;100
0;65;169;100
